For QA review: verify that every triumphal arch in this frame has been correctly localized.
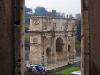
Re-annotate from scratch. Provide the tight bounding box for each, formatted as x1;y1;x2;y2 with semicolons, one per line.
29;16;76;69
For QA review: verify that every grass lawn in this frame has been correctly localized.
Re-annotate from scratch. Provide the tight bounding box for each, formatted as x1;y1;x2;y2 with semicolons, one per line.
56;66;80;75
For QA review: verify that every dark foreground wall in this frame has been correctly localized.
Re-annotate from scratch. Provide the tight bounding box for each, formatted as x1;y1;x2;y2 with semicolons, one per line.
0;0;14;75
89;0;100;75
0;0;24;75
81;0;100;75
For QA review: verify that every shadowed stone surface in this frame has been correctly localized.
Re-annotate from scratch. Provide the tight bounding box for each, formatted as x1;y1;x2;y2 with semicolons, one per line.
82;0;100;75
0;0;13;75
0;0;25;75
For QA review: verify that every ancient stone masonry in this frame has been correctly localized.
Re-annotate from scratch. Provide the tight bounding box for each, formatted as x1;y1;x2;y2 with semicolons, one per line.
29;16;76;69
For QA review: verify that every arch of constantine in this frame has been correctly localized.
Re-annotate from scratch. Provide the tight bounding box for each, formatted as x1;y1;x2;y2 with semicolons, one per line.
29;16;76;69
1;0;100;75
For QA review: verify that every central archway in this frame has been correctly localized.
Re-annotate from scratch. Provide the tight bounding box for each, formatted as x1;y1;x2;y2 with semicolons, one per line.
56;37;64;61
56;37;64;53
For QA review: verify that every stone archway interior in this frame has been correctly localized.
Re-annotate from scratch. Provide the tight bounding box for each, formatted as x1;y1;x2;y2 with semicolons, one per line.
56;37;63;53
46;47;51;56
68;45;71;53
56;37;64;61
46;47;51;64
68;44;72;60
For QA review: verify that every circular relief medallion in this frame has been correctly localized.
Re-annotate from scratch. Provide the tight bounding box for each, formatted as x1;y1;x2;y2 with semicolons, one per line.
33;18;40;25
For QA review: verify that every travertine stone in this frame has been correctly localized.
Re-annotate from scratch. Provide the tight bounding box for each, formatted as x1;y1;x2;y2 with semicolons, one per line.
29;16;76;69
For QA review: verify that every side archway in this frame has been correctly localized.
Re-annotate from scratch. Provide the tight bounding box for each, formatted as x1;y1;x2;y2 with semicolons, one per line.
46;47;51;64
68;45;71;53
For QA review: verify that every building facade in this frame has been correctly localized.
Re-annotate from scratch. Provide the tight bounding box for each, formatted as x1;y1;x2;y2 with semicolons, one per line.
29;16;76;69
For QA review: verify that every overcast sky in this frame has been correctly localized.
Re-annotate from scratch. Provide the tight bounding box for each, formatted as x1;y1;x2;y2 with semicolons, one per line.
25;0;81;16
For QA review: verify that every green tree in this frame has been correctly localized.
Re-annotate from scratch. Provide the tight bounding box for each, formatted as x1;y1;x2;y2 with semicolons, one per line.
25;6;33;25
75;14;81;41
75;14;81;56
25;6;33;32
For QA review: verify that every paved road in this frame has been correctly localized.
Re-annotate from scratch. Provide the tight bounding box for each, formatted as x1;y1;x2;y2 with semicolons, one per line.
47;56;81;73
74;57;80;62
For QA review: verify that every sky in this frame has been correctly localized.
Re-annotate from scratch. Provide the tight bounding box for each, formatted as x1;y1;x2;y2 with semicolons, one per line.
25;0;81;16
